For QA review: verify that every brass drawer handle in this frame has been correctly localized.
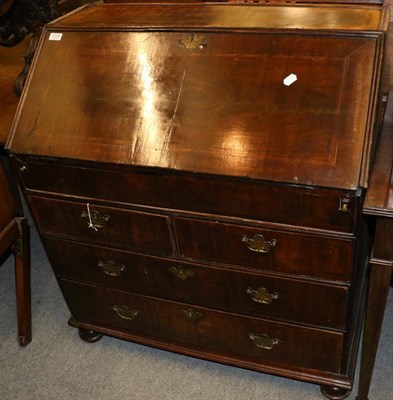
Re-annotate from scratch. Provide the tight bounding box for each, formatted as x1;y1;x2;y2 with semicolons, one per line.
169;265;195;280
81;203;111;231
111;305;139;321
98;260;126;277
246;287;278;305
242;234;277;253
249;333;281;350
182;308;203;322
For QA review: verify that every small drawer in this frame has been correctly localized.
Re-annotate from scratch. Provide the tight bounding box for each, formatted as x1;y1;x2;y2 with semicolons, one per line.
61;280;344;373
174;217;354;281
45;238;349;329
29;196;174;256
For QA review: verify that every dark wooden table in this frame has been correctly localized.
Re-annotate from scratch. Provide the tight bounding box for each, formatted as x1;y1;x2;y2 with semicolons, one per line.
357;90;393;399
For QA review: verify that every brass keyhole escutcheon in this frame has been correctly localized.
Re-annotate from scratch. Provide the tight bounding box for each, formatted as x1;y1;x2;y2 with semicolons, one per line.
247;287;278;305
242;234;277;253
81;206;111;230
178;34;207;52
249;333;281;350
98;260;126;277
182;308;203;322
169;265;195;280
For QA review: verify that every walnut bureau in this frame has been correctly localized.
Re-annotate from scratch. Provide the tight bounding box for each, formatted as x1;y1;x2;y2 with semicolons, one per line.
6;3;390;398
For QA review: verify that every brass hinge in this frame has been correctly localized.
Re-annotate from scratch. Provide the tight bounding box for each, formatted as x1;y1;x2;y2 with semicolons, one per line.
338;196;351;213
338;189;363;214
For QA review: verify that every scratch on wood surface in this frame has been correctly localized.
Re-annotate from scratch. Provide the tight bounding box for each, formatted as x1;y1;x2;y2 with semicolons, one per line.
27;111;41;137
163;69;186;149
173;70;186;118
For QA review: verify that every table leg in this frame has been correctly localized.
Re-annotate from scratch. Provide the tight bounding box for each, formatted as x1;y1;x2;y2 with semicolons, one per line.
13;217;31;346
356;259;392;400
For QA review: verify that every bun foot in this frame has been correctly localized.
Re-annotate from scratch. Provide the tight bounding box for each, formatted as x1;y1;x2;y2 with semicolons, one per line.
78;328;103;343
320;386;351;400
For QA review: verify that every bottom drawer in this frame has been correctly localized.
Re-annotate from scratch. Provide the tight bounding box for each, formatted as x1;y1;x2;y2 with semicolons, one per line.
61;280;344;373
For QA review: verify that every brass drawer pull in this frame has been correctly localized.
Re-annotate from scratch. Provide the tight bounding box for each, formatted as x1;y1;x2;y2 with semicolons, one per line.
242;234;277;253
249;333;281;350
169;265;195;280
98;260;126;277
182;308;203;322
246;287;278;304
81;203;111;231
111;305;139;321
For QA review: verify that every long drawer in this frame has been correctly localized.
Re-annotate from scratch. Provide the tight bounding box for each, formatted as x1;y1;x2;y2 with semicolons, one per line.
16;158;356;233
44;237;348;329
29;196;174;256
174;217;354;281
61;280;344;373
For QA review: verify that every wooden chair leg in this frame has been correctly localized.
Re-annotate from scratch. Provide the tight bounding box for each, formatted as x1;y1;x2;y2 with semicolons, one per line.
13;217;31;346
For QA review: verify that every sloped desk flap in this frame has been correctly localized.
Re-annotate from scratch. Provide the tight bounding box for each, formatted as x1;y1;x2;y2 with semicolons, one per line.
7;4;389;189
